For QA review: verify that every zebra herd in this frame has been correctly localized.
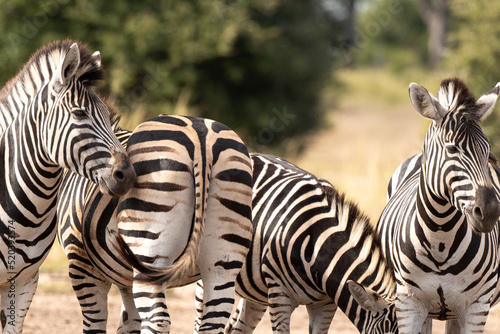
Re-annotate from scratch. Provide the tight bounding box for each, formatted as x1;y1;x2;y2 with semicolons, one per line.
1;41;500;334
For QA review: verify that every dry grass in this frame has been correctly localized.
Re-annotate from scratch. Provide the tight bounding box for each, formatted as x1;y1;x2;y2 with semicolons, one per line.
293;67;438;220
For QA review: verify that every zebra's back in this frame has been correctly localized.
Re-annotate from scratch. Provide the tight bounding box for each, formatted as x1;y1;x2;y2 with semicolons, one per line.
230;153;397;333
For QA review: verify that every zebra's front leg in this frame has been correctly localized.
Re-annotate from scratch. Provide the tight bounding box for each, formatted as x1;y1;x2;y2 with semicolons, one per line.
394;293;429;334
117;286;141;334
133;278;170;334
306;301;337;334
69;262;112;333
421;319;432;334
455;300;491;334
225;298;267;334
0;272;39;334
444;319;459;333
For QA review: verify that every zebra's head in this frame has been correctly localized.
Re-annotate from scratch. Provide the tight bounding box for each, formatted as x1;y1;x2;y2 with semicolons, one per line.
39;41;136;196
409;78;500;233
348;281;398;333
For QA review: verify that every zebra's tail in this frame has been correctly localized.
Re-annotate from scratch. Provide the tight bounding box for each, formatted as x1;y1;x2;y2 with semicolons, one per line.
115;157;208;285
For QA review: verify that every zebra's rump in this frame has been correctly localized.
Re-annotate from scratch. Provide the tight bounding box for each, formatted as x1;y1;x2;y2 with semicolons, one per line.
116;114;253;283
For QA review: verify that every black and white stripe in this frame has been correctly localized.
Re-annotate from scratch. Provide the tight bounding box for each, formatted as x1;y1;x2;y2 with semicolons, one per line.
0;41;135;333
57;114;253;333
56;124;138;333
376;78;500;333
226;153;398;334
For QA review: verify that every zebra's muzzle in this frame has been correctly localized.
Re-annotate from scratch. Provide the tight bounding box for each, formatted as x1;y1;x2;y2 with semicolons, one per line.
98;151;136;196
466;186;500;233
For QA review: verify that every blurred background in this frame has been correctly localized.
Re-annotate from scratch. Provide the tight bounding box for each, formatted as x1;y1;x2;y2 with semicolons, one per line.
2;0;500;332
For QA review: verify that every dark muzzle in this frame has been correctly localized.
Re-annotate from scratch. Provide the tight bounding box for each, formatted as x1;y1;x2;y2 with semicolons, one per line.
469;186;500;233
106;151;136;196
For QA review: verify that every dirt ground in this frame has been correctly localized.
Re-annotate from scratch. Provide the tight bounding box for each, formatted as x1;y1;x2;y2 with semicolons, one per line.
23;274;500;333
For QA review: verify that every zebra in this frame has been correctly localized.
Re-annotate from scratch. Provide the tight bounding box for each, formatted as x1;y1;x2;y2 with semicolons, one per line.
386;152;500;333
225;153;399;334
372;78;500;334
57;114;253;333
0;40;136;333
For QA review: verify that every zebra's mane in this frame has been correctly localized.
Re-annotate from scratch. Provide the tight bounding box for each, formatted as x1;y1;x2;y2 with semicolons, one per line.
330;189;397;299
0;40;104;101
436;77;479;120
330;190;379;245
99;94;121;127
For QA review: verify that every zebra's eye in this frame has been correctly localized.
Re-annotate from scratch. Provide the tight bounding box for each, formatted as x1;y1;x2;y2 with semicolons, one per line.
445;143;459;155
71;108;87;120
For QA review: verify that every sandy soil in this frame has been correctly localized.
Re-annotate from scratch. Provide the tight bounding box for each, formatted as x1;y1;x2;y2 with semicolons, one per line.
23;274;500;333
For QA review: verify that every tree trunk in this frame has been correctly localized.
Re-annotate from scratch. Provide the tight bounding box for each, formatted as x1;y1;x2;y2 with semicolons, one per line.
344;0;356;47
418;0;448;68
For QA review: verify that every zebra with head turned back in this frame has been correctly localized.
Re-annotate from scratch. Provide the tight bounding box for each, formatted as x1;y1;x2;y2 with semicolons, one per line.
366;78;500;334
225;153;399;334
0;40;136;333
57;114;253;333
56;121;138;333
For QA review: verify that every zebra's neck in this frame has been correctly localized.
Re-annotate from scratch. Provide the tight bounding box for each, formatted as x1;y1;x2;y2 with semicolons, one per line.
416;172;463;235
324;200;397;332
0;102;62;227
342;254;396;332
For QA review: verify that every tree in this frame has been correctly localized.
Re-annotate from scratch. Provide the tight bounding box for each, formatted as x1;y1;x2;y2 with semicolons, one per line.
0;0;341;155
352;0;427;69
447;0;500;156
416;0;448;68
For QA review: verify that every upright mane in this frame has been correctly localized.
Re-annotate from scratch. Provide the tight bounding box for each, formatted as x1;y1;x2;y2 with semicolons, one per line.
436;77;479;119
0;40;104;102
333;191;379;246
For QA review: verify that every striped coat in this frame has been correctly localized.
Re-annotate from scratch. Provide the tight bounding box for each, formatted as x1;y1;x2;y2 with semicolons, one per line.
376;78;500;333
226;153;398;334
57;114;253;333
0;41;135;333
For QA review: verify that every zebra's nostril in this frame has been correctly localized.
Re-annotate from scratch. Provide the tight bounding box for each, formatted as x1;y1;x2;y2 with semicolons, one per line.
473;206;484;220
114;170;125;182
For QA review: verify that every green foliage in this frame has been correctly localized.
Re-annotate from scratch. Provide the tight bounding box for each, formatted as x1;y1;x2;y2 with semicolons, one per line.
345;0;427;69
0;0;340;154
447;0;500;156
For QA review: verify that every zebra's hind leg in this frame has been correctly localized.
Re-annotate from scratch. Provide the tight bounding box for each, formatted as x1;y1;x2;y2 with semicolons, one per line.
225;298;267;334
133;279;170;334
117;286;141;334
306;301;336;334
0;272;39;333
194;280;203;333
196;273;237;333
197;172;253;333
267;284;297;334
69;265;112;333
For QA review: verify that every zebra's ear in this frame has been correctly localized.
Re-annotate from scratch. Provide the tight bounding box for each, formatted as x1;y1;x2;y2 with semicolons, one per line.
409;82;447;121
92;51;101;68
347;280;389;314
476;83;500;122
52;43;80;92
